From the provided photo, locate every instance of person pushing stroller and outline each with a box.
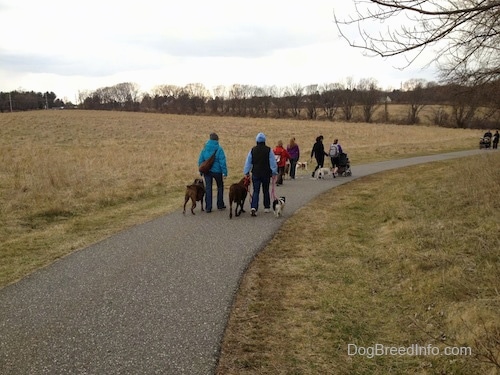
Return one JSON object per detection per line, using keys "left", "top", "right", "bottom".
{"left": 329, "top": 139, "right": 343, "bottom": 178}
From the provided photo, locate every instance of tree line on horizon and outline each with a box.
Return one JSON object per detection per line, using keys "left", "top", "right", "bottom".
{"left": 1, "top": 78, "right": 499, "bottom": 129}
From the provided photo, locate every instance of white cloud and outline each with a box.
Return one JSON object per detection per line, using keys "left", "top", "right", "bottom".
{"left": 0, "top": 0, "right": 437, "bottom": 101}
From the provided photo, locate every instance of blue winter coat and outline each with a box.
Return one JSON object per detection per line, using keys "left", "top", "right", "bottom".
{"left": 198, "top": 139, "right": 228, "bottom": 176}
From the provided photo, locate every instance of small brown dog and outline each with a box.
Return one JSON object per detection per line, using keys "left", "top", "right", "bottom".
{"left": 183, "top": 178, "right": 205, "bottom": 215}
{"left": 229, "top": 175, "right": 251, "bottom": 219}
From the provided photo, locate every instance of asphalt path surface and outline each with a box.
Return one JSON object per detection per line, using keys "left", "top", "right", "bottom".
{"left": 0, "top": 150, "right": 486, "bottom": 374}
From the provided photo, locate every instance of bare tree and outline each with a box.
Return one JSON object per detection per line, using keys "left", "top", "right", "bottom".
{"left": 150, "top": 84, "right": 182, "bottom": 113}
{"left": 228, "top": 84, "right": 248, "bottom": 116}
{"left": 113, "top": 82, "right": 140, "bottom": 110}
{"left": 304, "top": 84, "right": 320, "bottom": 120}
{"left": 253, "top": 86, "right": 273, "bottom": 117}
{"left": 338, "top": 77, "right": 356, "bottom": 121}
{"left": 77, "top": 90, "right": 91, "bottom": 107}
{"left": 285, "top": 84, "right": 304, "bottom": 118}
{"left": 183, "top": 83, "right": 209, "bottom": 113}
{"left": 403, "top": 78, "right": 427, "bottom": 124}
{"left": 320, "top": 83, "right": 341, "bottom": 121}
{"left": 334, "top": 0, "right": 500, "bottom": 84}
{"left": 357, "top": 78, "right": 381, "bottom": 123}
{"left": 273, "top": 86, "right": 288, "bottom": 118}
{"left": 212, "top": 85, "right": 228, "bottom": 114}
{"left": 151, "top": 84, "right": 182, "bottom": 98}
{"left": 183, "top": 83, "right": 210, "bottom": 99}
{"left": 450, "top": 84, "right": 481, "bottom": 128}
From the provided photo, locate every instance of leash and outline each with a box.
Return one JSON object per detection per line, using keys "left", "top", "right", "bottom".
{"left": 245, "top": 175, "right": 277, "bottom": 203}
{"left": 245, "top": 175, "right": 253, "bottom": 205}
{"left": 271, "top": 175, "right": 278, "bottom": 201}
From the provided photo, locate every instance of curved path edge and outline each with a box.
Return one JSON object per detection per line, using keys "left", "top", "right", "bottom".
{"left": 0, "top": 149, "right": 487, "bottom": 374}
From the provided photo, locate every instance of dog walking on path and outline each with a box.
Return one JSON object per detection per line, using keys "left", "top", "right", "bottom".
{"left": 229, "top": 175, "right": 251, "bottom": 219}
{"left": 183, "top": 178, "right": 205, "bottom": 215}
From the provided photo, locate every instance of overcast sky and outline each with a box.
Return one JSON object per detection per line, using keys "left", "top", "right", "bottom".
{"left": 0, "top": 0, "right": 437, "bottom": 101}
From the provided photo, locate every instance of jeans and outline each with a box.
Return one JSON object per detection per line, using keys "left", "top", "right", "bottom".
{"left": 289, "top": 158, "right": 298, "bottom": 179}
{"left": 203, "top": 172, "right": 225, "bottom": 211}
{"left": 251, "top": 174, "right": 271, "bottom": 211}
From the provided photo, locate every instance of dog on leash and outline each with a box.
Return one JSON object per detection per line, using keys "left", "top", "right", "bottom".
{"left": 229, "top": 175, "right": 251, "bottom": 219}
{"left": 296, "top": 161, "right": 308, "bottom": 170}
{"left": 183, "top": 178, "right": 205, "bottom": 215}
{"left": 272, "top": 196, "right": 286, "bottom": 218}
{"left": 314, "top": 167, "right": 332, "bottom": 179}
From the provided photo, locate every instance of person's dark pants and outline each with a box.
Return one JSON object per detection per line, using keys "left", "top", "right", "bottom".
{"left": 312, "top": 157, "right": 325, "bottom": 176}
{"left": 251, "top": 174, "right": 271, "bottom": 211}
{"left": 494, "top": 141, "right": 499, "bottom": 149}
{"left": 204, "top": 172, "right": 225, "bottom": 212}
{"left": 289, "top": 158, "right": 298, "bottom": 179}
{"left": 277, "top": 166, "right": 285, "bottom": 185}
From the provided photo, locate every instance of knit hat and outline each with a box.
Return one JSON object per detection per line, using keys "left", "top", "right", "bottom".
{"left": 210, "top": 133, "right": 219, "bottom": 141}
{"left": 256, "top": 132, "right": 266, "bottom": 143}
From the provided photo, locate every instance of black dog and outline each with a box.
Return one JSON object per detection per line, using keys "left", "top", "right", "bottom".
{"left": 183, "top": 178, "right": 205, "bottom": 215}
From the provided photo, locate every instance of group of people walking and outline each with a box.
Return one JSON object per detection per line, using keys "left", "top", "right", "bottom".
{"left": 310, "top": 135, "right": 344, "bottom": 177}
{"left": 197, "top": 132, "right": 343, "bottom": 215}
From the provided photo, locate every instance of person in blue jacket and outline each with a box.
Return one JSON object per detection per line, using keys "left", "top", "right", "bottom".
{"left": 244, "top": 132, "right": 278, "bottom": 216}
{"left": 198, "top": 133, "right": 228, "bottom": 213}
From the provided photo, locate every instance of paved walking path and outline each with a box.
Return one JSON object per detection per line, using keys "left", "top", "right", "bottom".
{"left": 0, "top": 150, "right": 486, "bottom": 374}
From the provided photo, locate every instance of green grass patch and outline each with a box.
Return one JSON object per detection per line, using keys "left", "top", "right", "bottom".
{"left": 218, "top": 152, "right": 500, "bottom": 374}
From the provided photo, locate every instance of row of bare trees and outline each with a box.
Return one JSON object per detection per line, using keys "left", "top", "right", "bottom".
{"left": 2, "top": 79, "right": 498, "bottom": 129}
{"left": 73, "top": 77, "right": 499, "bottom": 128}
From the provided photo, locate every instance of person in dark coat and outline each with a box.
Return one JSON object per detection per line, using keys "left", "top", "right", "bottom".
{"left": 493, "top": 130, "right": 499, "bottom": 149}
{"left": 310, "top": 135, "right": 328, "bottom": 177}
{"left": 243, "top": 132, "right": 278, "bottom": 216}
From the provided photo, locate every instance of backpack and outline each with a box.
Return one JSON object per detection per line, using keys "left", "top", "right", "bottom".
{"left": 329, "top": 144, "right": 339, "bottom": 158}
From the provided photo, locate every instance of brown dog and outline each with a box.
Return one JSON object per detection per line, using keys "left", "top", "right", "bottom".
{"left": 183, "top": 178, "right": 205, "bottom": 215}
{"left": 229, "top": 175, "right": 251, "bottom": 219}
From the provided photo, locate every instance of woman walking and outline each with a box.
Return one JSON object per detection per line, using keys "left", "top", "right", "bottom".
{"left": 198, "top": 133, "right": 228, "bottom": 213}
{"left": 310, "top": 135, "right": 328, "bottom": 178}
{"left": 287, "top": 137, "right": 300, "bottom": 179}
{"left": 273, "top": 140, "right": 291, "bottom": 185}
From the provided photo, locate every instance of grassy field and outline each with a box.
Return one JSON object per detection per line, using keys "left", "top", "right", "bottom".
{"left": 1, "top": 110, "right": 497, "bottom": 374}
{"left": 0, "top": 110, "right": 479, "bottom": 288}
{"left": 217, "top": 153, "right": 500, "bottom": 374}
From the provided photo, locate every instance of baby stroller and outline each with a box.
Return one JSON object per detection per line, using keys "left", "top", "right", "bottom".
{"left": 337, "top": 152, "right": 352, "bottom": 176}
{"left": 479, "top": 136, "right": 491, "bottom": 149}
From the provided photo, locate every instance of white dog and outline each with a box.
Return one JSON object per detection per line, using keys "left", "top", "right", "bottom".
{"left": 296, "top": 161, "right": 308, "bottom": 171}
{"left": 314, "top": 167, "right": 332, "bottom": 179}
{"left": 272, "top": 196, "right": 286, "bottom": 218}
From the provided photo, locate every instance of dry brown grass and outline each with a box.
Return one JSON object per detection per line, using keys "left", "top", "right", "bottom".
{"left": 0, "top": 110, "right": 479, "bottom": 288}
{"left": 217, "top": 152, "right": 500, "bottom": 374}
{"left": 1, "top": 110, "right": 497, "bottom": 373}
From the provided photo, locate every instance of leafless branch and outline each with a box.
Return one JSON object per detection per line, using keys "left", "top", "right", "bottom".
{"left": 334, "top": 0, "right": 500, "bottom": 84}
